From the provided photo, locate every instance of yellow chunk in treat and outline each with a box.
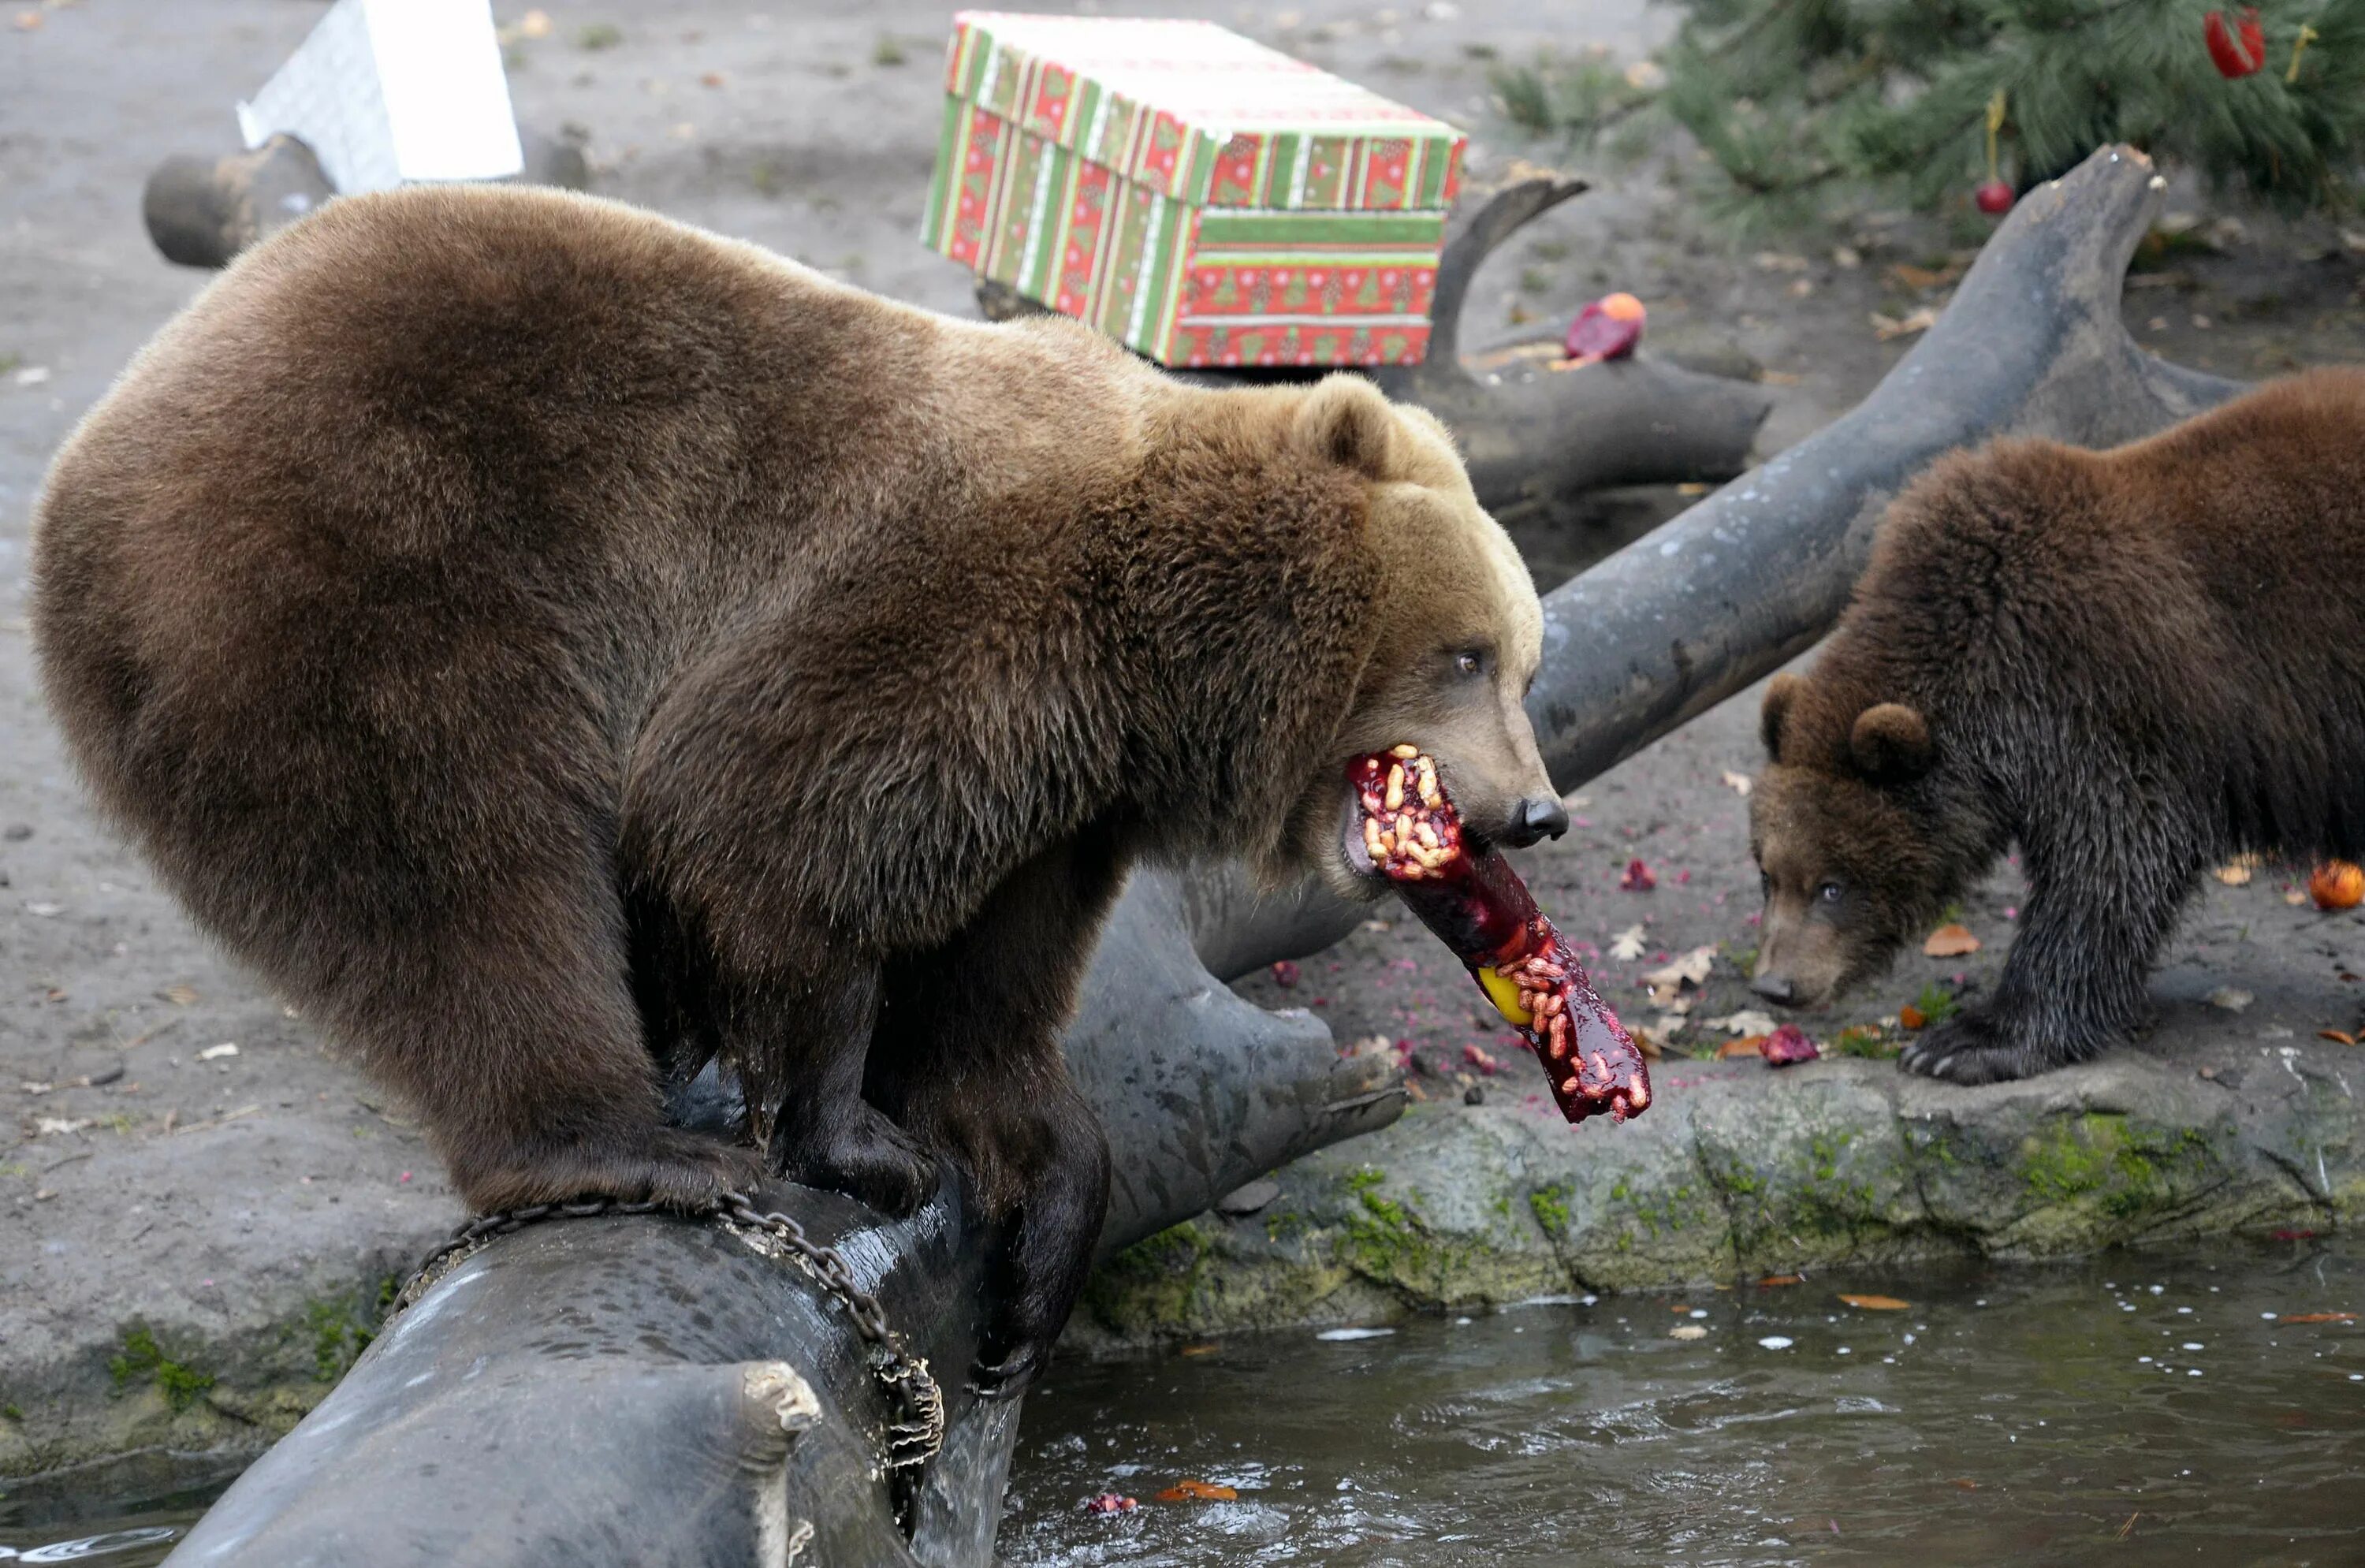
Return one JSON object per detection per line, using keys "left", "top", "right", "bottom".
{"left": 1477, "top": 964, "right": 1534, "bottom": 1026}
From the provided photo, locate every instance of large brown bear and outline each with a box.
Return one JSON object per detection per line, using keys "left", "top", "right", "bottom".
{"left": 32, "top": 184, "right": 1562, "bottom": 1384}
{"left": 1747, "top": 369, "right": 2365, "bottom": 1086}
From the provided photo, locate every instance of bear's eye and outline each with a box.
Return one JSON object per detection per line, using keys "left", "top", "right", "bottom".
{"left": 1454, "top": 650, "right": 1485, "bottom": 678}
{"left": 1817, "top": 880, "right": 1845, "bottom": 904}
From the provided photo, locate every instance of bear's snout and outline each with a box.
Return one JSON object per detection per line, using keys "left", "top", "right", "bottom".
{"left": 1498, "top": 795, "right": 1569, "bottom": 849}
{"left": 1749, "top": 969, "right": 1800, "bottom": 1006}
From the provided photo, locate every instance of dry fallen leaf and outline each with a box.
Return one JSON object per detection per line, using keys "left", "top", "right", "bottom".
{"left": 1179, "top": 1343, "right": 1221, "bottom": 1356}
{"left": 34, "top": 1117, "right": 91, "bottom": 1137}
{"left": 1869, "top": 307, "right": 1939, "bottom": 341}
{"left": 1758, "top": 1274, "right": 1803, "bottom": 1287}
{"left": 1718, "top": 1035, "right": 1767, "bottom": 1060}
{"left": 162, "top": 984, "right": 199, "bottom": 1006}
{"left": 2214, "top": 855, "right": 2260, "bottom": 886}
{"left": 1706, "top": 1008, "right": 1778, "bottom": 1037}
{"left": 1609, "top": 924, "right": 1648, "bottom": 962}
{"left": 1643, "top": 945, "right": 1718, "bottom": 1008}
{"left": 519, "top": 7, "right": 553, "bottom": 37}
{"left": 2277, "top": 1313, "right": 2356, "bottom": 1324}
{"left": 2209, "top": 987, "right": 2255, "bottom": 1013}
{"left": 1156, "top": 1480, "right": 1238, "bottom": 1502}
{"left": 1890, "top": 261, "right": 1963, "bottom": 290}
{"left": 1898, "top": 1004, "right": 1928, "bottom": 1030}
{"left": 197, "top": 1042, "right": 239, "bottom": 1061}
{"left": 1721, "top": 770, "right": 1752, "bottom": 796}
{"left": 1648, "top": 1012, "right": 1689, "bottom": 1040}
{"left": 2320, "top": 1030, "right": 2358, "bottom": 1046}
{"left": 1921, "top": 924, "right": 1981, "bottom": 958}
{"left": 1838, "top": 1293, "right": 1911, "bottom": 1311}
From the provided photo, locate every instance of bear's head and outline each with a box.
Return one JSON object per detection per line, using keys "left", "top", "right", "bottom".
{"left": 1745, "top": 671, "right": 1955, "bottom": 1007}
{"left": 1280, "top": 378, "right": 1565, "bottom": 900}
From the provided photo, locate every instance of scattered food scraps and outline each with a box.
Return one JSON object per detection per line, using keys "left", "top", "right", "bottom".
{"left": 2277, "top": 1313, "right": 2356, "bottom": 1324}
{"left": 34, "top": 1117, "right": 92, "bottom": 1136}
{"left": 1705, "top": 1008, "right": 1778, "bottom": 1037}
{"left": 2320, "top": 1030, "right": 2357, "bottom": 1045}
{"left": 1761, "top": 1024, "right": 1819, "bottom": 1066}
{"left": 197, "top": 1042, "right": 239, "bottom": 1061}
{"left": 1618, "top": 857, "right": 1657, "bottom": 892}
{"left": 1156, "top": 1480, "right": 1238, "bottom": 1502}
{"left": 1838, "top": 1293, "right": 1911, "bottom": 1310}
{"left": 2209, "top": 986, "right": 2255, "bottom": 1012}
{"left": 2214, "top": 855, "right": 2260, "bottom": 886}
{"left": 1609, "top": 924, "right": 1648, "bottom": 961}
{"left": 1462, "top": 1043, "right": 1500, "bottom": 1075}
{"left": 2310, "top": 860, "right": 2365, "bottom": 911}
{"left": 1921, "top": 923, "right": 1980, "bottom": 958}
{"left": 1718, "top": 1036, "right": 1767, "bottom": 1060}
{"left": 1721, "top": 770, "right": 1752, "bottom": 796}
{"left": 162, "top": 984, "right": 199, "bottom": 1006}
{"left": 1670, "top": 1324, "right": 1708, "bottom": 1340}
{"left": 1756, "top": 1335, "right": 1794, "bottom": 1350}
{"left": 1270, "top": 959, "right": 1300, "bottom": 988}
{"left": 1082, "top": 1494, "right": 1138, "bottom": 1515}
{"left": 1560, "top": 292, "right": 1645, "bottom": 366}
{"left": 1899, "top": 1004, "right": 1928, "bottom": 1030}
{"left": 1869, "top": 307, "right": 1939, "bottom": 340}
{"left": 1759, "top": 1274, "right": 1803, "bottom": 1287}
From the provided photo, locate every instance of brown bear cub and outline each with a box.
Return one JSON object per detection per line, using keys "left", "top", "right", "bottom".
{"left": 1748, "top": 368, "right": 2365, "bottom": 1086}
{"left": 32, "top": 184, "right": 1562, "bottom": 1385}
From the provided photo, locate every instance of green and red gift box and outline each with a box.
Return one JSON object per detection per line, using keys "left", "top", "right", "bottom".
{"left": 921, "top": 12, "right": 1467, "bottom": 368}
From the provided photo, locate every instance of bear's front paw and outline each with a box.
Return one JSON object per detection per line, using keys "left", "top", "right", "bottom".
{"left": 770, "top": 1101, "right": 940, "bottom": 1219}
{"left": 1898, "top": 1009, "right": 2061, "bottom": 1085}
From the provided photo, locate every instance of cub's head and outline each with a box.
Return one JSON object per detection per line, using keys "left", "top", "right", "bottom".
{"left": 1283, "top": 378, "right": 1563, "bottom": 901}
{"left": 1747, "top": 671, "right": 1950, "bottom": 1007}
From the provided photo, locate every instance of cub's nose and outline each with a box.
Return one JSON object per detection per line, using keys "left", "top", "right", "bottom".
{"left": 1750, "top": 971, "right": 1797, "bottom": 1005}
{"left": 1500, "top": 795, "right": 1570, "bottom": 848}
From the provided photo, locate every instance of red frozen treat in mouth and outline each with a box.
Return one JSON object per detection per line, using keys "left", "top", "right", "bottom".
{"left": 1347, "top": 746, "right": 1651, "bottom": 1125}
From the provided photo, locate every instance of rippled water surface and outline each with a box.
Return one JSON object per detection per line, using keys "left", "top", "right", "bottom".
{"left": 1001, "top": 1241, "right": 2365, "bottom": 1566}
{"left": 13, "top": 1244, "right": 2363, "bottom": 1565}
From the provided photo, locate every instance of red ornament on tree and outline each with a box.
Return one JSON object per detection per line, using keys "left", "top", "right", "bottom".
{"left": 1975, "top": 180, "right": 2015, "bottom": 214}
{"left": 2204, "top": 8, "right": 2266, "bottom": 78}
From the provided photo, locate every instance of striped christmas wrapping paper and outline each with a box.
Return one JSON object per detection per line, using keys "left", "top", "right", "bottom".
{"left": 919, "top": 13, "right": 1463, "bottom": 368}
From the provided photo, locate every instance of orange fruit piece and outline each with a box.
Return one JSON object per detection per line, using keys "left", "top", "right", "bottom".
{"left": 1838, "top": 1293, "right": 1910, "bottom": 1310}
{"left": 2310, "top": 861, "right": 2365, "bottom": 911}
{"left": 1156, "top": 1480, "right": 1239, "bottom": 1502}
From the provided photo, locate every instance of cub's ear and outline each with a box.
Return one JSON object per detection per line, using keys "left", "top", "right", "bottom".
{"left": 1760, "top": 672, "right": 1802, "bottom": 759}
{"left": 1850, "top": 702, "right": 1932, "bottom": 783}
{"left": 1294, "top": 374, "right": 1397, "bottom": 482}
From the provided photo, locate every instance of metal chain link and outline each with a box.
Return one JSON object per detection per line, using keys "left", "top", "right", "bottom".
{"left": 389, "top": 1188, "right": 945, "bottom": 1472}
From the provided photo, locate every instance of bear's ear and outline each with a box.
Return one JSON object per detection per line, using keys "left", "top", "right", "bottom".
{"left": 1760, "top": 672, "right": 1802, "bottom": 760}
{"left": 1294, "top": 374, "right": 1397, "bottom": 482}
{"left": 1850, "top": 702, "right": 1932, "bottom": 783}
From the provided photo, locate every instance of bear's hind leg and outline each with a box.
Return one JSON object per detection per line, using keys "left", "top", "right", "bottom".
{"left": 868, "top": 837, "right": 1122, "bottom": 1395}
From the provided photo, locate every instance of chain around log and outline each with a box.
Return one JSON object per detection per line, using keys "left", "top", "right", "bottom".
{"left": 388, "top": 1189, "right": 947, "bottom": 1474}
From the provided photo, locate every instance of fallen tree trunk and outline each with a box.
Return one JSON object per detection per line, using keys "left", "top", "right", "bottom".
{"left": 1208, "top": 143, "right": 2250, "bottom": 975}
{"left": 169, "top": 144, "right": 2240, "bottom": 1567}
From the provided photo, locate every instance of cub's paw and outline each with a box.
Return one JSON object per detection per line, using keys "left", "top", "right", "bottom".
{"left": 1898, "top": 1010, "right": 2058, "bottom": 1085}
{"left": 771, "top": 1101, "right": 940, "bottom": 1220}
{"left": 456, "top": 1127, "right": 765, "bottom": 1215}
{"left": 970, "top": 1302, "right": 1057, "bottom": 1400}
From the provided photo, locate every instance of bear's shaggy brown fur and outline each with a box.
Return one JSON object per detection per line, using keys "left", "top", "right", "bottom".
{"left": 1748, "top": 368, "right": 2365, "bottom": 1086}
{"left": 32, "top": 184, "right": 1559, "bottom": 1380}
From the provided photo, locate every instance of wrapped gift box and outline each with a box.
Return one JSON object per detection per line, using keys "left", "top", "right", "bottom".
{"left": 921, "top": 13, "right": 1466, "bottom": 367}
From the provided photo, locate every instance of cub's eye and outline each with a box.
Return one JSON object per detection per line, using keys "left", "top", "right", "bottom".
{"left": 1817, "top": 881, "right": 1845, "bottom": 904}
{"left": 1454, "top": 650, "right": 1485, "bottom": 678}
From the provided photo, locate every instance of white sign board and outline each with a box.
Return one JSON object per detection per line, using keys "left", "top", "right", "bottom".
{"left": 236, "top": 0, "right": 523, "bottom": 194}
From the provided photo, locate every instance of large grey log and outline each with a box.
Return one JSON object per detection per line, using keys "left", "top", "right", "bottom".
{"left": 168, "top": 870, "right": 1398, "bottom": 1568}
{"left": 1201, "top": 143, "right": 2250, "bottom": 978}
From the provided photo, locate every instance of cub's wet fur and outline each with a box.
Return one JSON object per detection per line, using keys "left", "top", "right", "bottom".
{"left": 1748, "top": 369, "right": 2365, "bottom": 1084}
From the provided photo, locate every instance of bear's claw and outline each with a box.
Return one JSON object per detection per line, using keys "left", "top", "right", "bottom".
{"left": 1898, "top": 1011, "right": 2055, "bottom": 1085}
